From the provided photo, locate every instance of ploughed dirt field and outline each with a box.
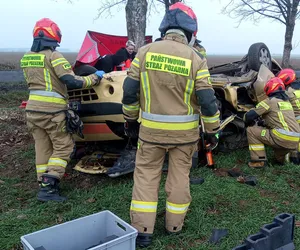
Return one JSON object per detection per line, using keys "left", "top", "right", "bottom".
{"left": 0, "top": 52, "right": 78, "bottom": 71}
{"left": 1, "top": 52, "right": 300, "bottom": 250}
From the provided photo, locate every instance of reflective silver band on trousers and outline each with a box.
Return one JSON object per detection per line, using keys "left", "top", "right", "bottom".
{"left": 275, "top": 128, "right": 300, "bottom": 137}
{"left": 141, "top": 111, "right": 199, "bottom": 122}
{"left": 30, "top": 90, "right": 65, "bottom": 99}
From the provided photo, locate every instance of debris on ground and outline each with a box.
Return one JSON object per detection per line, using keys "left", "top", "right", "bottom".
{"left": 227, "top": 167, "right": 243, "bottom": 177}
{"left": 237, "top": 176, "right": 258, "bottom": 186}
{"left": 189, "top": 177, "right": 205, "bottom": 185}
{"left": 17, "top": 214, "right": 27, "bottom": 220}
{"left": 213, "top": 167, "right": 243, "bottom": 178}
{"left": 213, "top": 168, "right": 229, "bottom": 177}
{"left": 212, "top": 167, "right": 258, "bottom": 186}
{"left": 74, "top": 151, "right": 119, "bottom": 174}
{"left": 209, "top": 229, "right": 228, "bottom": 244}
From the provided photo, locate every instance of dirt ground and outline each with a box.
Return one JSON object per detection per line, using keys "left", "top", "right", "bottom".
{"left": 1, "top": 52, "right": 300, "bottom": 70}
{"left": 0, "top": 83, "right": 102, "bottom": 193}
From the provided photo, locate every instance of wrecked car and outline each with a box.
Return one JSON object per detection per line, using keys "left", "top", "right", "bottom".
{"left": 20, "top": 31, "right": 282, "bottom": 177}
{"left": 71, "top": 39, "right": 281, "bottom": 153}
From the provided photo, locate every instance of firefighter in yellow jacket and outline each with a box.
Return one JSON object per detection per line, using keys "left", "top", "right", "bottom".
{"left": 122, "top": 3, "right": 220, "bottom": 247}
{"left": 278, "top": 68, "right": 300, "bottom": 164}
{"left": 244, "top": 77, "right": 300, "bottom": 168}
{"left": 193, "top": 38, "right": 207, "bottom": 58}
{"left": 21, "top": 18, "right": 105, "bottom": 202}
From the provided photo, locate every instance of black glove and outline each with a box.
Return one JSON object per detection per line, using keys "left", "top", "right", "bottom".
{"left": 65, "top": 109, "right": 84, "bottom": 139}
{"left": 205, "top": 132, "right": 219, "bottom": 150}
{"left": 244, "top": 110, "right": 259, "bottom": 127}
{"left": 245, "top": 119, "right": 256, "bottom": 128}
{"left": 256, "top": 117, "right": 265, "bottom": 127}
{"left": 124, "top": 119, "right": 140, "bottom": 139}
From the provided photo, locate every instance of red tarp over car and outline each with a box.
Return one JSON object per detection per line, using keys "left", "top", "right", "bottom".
{"left": 75, "top": 31, "right": 153, "bottom": 66}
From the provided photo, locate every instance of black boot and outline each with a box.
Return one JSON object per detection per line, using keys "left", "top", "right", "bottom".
{"left": 37, "top": 175, "right": 67, "bottom": 202}
{"left": 290, "top": 155, "right": 300, "bottom": 165}
{"left": 136, "top": 233, "right": 152, "bottom": 248}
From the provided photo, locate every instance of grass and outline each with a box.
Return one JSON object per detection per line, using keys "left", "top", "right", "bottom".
{"left": 0, "top": 82, "right": 299, "bottom": 250}
{"left": 1, "top": 149, "right": 300, "bottom": 250}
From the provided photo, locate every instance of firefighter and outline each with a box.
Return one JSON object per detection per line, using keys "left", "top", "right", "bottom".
{"left": 122, "top": 2, "right": 220, "bottom": 247}
{"left": 193, "top": 39, "right": 207, "bottom": 58}
{"left": 278, "top": 68, "right": 300, "bottom": 164}
{"left": 21, "top": 18, "right": 105, "bottom": 202}
{"left": 244, "top": 77, "right": 300, "bottom": 168}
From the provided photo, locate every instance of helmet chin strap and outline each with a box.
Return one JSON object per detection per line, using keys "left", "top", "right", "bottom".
{"left": 188, "top": 34, "right": 196, "bottom": 47}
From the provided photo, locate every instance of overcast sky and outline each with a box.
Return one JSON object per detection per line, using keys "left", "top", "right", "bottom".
{"left": 1, "top": 0, "right": 300, "bottom": 55}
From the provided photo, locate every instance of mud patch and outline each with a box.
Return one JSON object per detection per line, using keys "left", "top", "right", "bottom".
{"left": 64, "top": 167, "right": 107, "bottom": 190}
{"left": 239, "top": 200, "right": 249, "bottom": 209}
{"left": 0, "top": 109, "right": 33, "bottom": 178}
{"left": 259, "top": 189, "right": 278, "bottom": 200}
{"left": 286, "top": 179, "right": 300, "bottom": 190}
{"left": 213, "top": 168, "right": 229, "bottom": 177}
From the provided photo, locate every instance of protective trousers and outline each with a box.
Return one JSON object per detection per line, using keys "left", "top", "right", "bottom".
{"left": 247, "top": 126, "right": 299, "bottom": 163}
{"left": 26, "top": 111, "right": 74, "bottom": 181}
{"left": 290, "top": 117, "right": 300, "bottom": 161}
{"left": 130, "top": 140, "right": 197, "bottom": 234}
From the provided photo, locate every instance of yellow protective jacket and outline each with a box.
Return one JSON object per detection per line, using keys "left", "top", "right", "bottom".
{"left": 193, "top": 43, "right": 206, "bottom": 58}
{"left": 122, "top": 32, "right": 220, "bottom": 145}
{"left": 286, "top": 83, "right": 300, "bottom": 123}
{"left": 21, "top": 49, "right": 99, "bottom": 113}
{"left": 246, "top": 97, "right": 300, "bottom": 148}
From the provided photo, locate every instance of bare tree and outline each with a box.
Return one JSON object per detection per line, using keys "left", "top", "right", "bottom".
{"left": 93, "top": 0, "right": 184, "bottom": 48}
{"left": 223, "top": 0, "right": 300, "bottom": 68}
{"left": 126, "top": 0, "right": 148, "bottom": 49}
{"left": 63, "top": 0, "right": 184, "bottom": 48}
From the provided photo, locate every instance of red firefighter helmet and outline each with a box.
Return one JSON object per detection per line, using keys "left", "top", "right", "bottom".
{"left": 264, "top": 77, "right": 285, "bottom": 96}
{"left": 33, "top": 18, "right": 62, "bottom": 43}
{"left": 159, "top": 2, "right": 198, "bottom": 37}
{"left": 169, "top": 2, "right": 198, "bottom": 36}
{"left": 277, "top": 68, "right": 296, "bottom": 86}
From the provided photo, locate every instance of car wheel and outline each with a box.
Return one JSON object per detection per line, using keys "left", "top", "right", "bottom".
{"left": 74, "top": 65, "right": 97, "bottom": 76}
{"left": 247, "top": 43, "right": 272, "bottom": 71}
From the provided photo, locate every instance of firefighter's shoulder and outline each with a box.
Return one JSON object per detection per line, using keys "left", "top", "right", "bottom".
{"left": 50, "top": 50, "right": 66, "bottom": 60}
{"left": 190, "top": 46, "right": 205, "bottom": 60}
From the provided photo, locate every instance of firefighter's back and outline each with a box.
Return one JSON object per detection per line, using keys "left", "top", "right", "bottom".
{"left": 263, "top": 97, "right": 300, "bottom": 133}
{"left": 21, "top": 49, "right": 69, "bottom": 113}
{"left": 137, "top": 38, "right": 204, "bottom": 145}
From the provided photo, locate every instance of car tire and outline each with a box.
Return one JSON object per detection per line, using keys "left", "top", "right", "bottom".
{"left": 74, "top": 65, "right": 97, "bottom": 76}
{"left": 247, "top": 43, "right": 272, "bottom": 71}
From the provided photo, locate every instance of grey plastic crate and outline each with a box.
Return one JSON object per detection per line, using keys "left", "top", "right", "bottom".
{"left": 21, "top": 210, "right": 138, "bottom": 250}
